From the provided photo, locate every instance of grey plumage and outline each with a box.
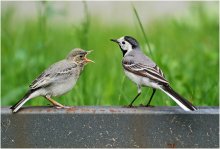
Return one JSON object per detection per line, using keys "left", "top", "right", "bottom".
{"left": 29, "top": 60, "right": 81, "bottom": 96}
{"left": 123, "top": 49, "right": 168, "bottom": 84}
{"left": 111, "top": 36, "right": 197, "bottom": 111}
{"left": 11, "top": 48, "right": 93, "bottom": 113}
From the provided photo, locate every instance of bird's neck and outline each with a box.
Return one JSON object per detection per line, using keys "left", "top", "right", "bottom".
{"left": 123, "top": 47, "right": 140, "bottom": 57}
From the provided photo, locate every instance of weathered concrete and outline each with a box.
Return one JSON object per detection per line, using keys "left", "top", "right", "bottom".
{"left": 1, "top": 106, "right": 219, "bottom": 148}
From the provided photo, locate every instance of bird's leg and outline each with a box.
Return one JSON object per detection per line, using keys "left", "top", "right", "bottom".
{"left": 45, "top": 96, "right": 65, "bottom": 108}
{"left": 128, "top": 85, "right": 141, "bottom": 107}
{"left": 145, "top": 88, "right": 156, "bottom": 107}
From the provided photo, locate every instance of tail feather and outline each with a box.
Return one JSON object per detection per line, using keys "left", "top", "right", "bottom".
{"left": 11, "top": 90, "right": 34, "bottom": 113}
{"left": 161, "top": 85, "right": 197, "bottom": 111}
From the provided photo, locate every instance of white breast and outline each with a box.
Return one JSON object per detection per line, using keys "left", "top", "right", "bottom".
{"left": 124, "top": 69, "right": 161, "bottom": 89}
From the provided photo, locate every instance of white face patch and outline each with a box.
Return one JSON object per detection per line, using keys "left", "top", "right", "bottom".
{"left": 117, "top": 37, "right": 133, "bottom": 55}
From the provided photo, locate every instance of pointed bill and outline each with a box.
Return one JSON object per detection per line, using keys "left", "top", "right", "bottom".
{"left": 84, "top": 50, "right": 94, "bottom": 63}
{"left": 110, "top": 39, "right": 119, "bottom": 43}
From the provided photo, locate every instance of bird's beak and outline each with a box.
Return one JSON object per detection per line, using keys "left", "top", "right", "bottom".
{"left": 84, "top": 57, "right": 94, "bottom": 63}
{"left": 86, "top": 50, "right": 93, "bottom": 54}
{"left": 84, "top": 50, "right": 95, "bottom": 63}
{"left": 110, "top": 39, "right": 119, "bottom": 43}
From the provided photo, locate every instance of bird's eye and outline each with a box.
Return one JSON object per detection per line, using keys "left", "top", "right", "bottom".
{"left": 122, "top": 41, "right": 125, "bottom": 44}
{"left": 80, "top": 55, "right": 83, "bottom": 58}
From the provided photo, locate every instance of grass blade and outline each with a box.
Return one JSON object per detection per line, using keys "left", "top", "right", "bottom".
{"left": 132, "top": 4, "right": 152, "bottom": 56}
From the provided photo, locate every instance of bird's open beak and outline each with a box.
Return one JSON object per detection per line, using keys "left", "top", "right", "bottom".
{"left": 86, "top": 50, "right": 93, "bottom": 54}
{"left": 110, "top": 39, "right": 119, "bottom": 43}
{"left": 84, "top": 50, "right": 95, "bottom": 63}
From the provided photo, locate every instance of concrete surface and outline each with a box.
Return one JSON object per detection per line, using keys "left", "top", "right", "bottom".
{"left": 1, "top": 106, "right": 219, "bottom": 148}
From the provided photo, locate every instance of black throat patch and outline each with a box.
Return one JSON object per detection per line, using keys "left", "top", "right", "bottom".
{"left": 119, "top": 45, "right": 127, "bottom": 56}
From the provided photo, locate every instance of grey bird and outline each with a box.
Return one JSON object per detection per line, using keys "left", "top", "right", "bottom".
{"left": 111, "top": 36, "right": 197, "bottom": 111}
{"left": 11, "top": 48, "right": 94, "bottom": 113}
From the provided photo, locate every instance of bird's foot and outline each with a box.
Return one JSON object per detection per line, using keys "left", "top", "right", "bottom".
{"left": 139, "top": 104, "right": 154, "bottom": 108}
{"left": 54, "top": 105, "right": 70, "bottom": 109}
{"left": 54, "top": 106, "right": 64, "bottom": 109}
{"left": 123, "top": 104, "right": 135, "bottom": 108}
{"left": 63, "top": 106, "right": 71, "bottom": 109}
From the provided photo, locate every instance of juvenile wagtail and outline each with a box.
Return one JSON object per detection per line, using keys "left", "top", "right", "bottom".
{"left": 11, "top": 48, "right": 94, "bottom": 113}
{"left": 111, "top": 36, "right": 197, "bottom": 111}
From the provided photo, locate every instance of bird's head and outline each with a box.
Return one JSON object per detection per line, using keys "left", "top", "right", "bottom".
{"left": 66, "top": 48, "right": 94, "bottom": 65}
{"left": 111, "top": 36, "right": 139, "bottom": 56}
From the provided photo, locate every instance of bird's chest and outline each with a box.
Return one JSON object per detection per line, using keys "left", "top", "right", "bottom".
{"left": 50, "top": 70, "right": 80, "bottom": 96}
{"left": 124, "top": 69, "right": 160, "bottom": 89}
{"left": 124, "top": 69, "right": 143, "bottom": 85}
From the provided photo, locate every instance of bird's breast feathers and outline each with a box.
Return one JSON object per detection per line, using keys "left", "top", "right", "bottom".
{"left": 124, "top": 69, "right": 161, "bottom": 89}
{"left": 48, "top": 76, "right": 78, "bottom": 96}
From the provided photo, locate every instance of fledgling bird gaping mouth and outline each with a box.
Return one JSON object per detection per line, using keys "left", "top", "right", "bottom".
{"left": 84, "top": 50, "right": 95, "bottom": 63}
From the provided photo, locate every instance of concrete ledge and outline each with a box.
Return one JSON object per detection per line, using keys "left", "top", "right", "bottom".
{"left": 1, "top": 106, "right": 219, "bottom": 148}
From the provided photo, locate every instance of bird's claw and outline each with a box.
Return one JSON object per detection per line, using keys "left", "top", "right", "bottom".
{"left": 63, "top": 106, "right": 71, "bottom": 109}
{"left": 54, "top": 106, "right": 70, "bottom": 109}
{"left": 139, "top": 104, "right": 154, "bottom": 108}
{"left": 54, "top": 106, "right": 63, "bottom": 109}
{"left": 123, "top": 104, "right": 135, "bottom": 108}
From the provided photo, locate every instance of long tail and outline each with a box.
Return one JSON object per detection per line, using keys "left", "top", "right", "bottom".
{"left": 10, "top": 90, "right": 34, "bottom": 113}
{"left": 161, "top": 85, "right": 197, "bottom": 111}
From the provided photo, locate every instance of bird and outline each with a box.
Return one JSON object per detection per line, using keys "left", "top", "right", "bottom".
{"left": 111, "top": 36, "right": 197, "bottom": 111}
{"left": 11, "top": 48, "right": 94, "bottom": 113}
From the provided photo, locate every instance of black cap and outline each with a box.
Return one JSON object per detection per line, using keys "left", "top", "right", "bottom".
{"left": 124, "top": 36, "right": 139, "bottom": 49}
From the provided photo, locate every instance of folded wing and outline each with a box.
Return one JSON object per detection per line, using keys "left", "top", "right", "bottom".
{"left": 30, "top": 60, "right": 77, "bottom": 89}
{"left": 123, "top": 59, "right": 168, "bottom": 85}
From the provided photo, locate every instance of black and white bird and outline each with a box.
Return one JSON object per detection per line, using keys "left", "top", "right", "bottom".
{"left": 11, "top": 48, "right": 94, "bottom": 113}
{"left": 111, "top": 36, "right": 197, "bottom": 111}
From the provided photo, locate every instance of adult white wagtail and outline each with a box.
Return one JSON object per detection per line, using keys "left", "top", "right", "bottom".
{"left": 111, "top": 36, "right": 197, "bottom": 111}
{"left": 11, "top": 48, "right": 94, "bottom": 113}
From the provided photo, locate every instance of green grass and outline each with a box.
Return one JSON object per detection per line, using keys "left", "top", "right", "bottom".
{"left": 1, "top": 2, "right": 219, "bottom": 107}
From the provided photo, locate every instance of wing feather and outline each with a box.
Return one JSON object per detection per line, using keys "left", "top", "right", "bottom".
{"left": 30, "top": 60, "right": 77, "bottom": 89}
{"left": 123, "top": 60, "right": 168, "bottom": 84}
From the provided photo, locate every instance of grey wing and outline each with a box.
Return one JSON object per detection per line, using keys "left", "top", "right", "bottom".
{"left": 30, "top": 60, "right": 77, "bottom": 89}
{"left": 123, "top": 56, "right": 168, "bottom": 84}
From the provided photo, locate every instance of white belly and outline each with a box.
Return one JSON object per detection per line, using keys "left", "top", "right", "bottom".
{"left": 47, "top": 76, "right": 78, "bottom": 97}
{"left": 124, "top": 70, "right": 160, "bottom": 89}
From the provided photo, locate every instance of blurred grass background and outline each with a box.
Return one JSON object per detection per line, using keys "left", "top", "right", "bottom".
{"left": 1, "top": 1, "right": 219, "bottom": 107}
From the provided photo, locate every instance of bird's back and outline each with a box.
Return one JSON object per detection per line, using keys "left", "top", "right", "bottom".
{"left": 124, "top": 49, "right": 156, "bottom": 67}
